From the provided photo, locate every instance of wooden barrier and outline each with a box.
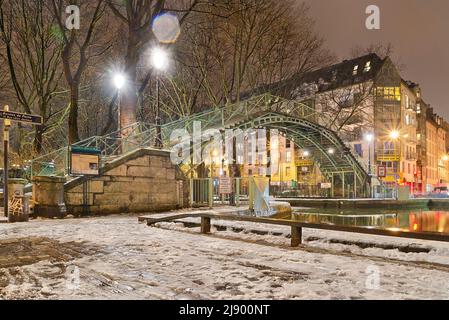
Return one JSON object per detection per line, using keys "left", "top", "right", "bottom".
{"left": 139, "top": 212, "right": 449, "bottom": 247}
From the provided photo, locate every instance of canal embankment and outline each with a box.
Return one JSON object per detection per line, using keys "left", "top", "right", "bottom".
{"left": 277, "top": 198, "right": 449, "bottom": 210}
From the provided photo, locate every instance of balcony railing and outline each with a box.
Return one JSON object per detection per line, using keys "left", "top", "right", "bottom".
{"left": 376, "top": 151, "right": 400, "bottom": 162}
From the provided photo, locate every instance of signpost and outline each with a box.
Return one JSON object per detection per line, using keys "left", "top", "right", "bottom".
{"left": 378, "top": 165, "right": 387, "bottom": 178}
{"left": 219, "top": 177, "right": 232, "bottom": 195}
{"left": 69, "top": 146, "right": 101, "bottom": 176}
{"left": 1, "top": 106, "right": 43, "bottom": 222}
{"left": 69, "top": 146, "right": 101, "bottom": 217}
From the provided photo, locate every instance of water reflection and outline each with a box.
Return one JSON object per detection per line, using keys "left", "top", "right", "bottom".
{"left": 290, "top": 209, "right": 449, "bottom": 234}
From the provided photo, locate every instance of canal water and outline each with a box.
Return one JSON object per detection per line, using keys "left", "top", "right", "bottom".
{"left": 290, "top": 208, "right": 449, "bottom": 234}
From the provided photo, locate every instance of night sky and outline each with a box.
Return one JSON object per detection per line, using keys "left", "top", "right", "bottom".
{"left": 301, "top": 0, "right": 449, "bottom": 119}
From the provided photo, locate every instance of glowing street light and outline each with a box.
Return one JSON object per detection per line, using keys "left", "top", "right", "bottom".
{"left": 303, "top": 150, "right": 310, "bottom": 157}
{"left": 113, "top": 73, "right": 126, "bottom": 90}
{"left": 390, "top": 130, "right": 400, "bottom": 140}
{"left": 364, "top": 133, "right": 374, "bottom": 142}
{"left": 364, "top": 133, "right": 374, "bottom": 177}
{"left": 443, "top": 155, "right": 449, "bottom": 162}
{"left": 151, "top": 47, "right": 170, "bottom": 148}
{"left": 328, "top": 148, "right": 335, "bottom": 155}
{"left": 112, "top": 73, "right": 127, "bottom": 136}
{"left": 151, "top": 47, "right": 169, "bottom": 71}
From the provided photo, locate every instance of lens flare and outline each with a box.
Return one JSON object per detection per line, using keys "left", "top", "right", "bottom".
{"left": 152, "top": 13, "right": 181, "bottom": 44}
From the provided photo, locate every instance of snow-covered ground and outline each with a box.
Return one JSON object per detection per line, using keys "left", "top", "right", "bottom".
{"left": 1, "top": 209, "right": 449, "bottom": 300}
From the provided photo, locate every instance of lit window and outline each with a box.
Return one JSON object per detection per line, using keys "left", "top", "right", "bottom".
{"left": 353, "top": 65, "right": 359, "bottom": 75}
{"left": 332, "top": 70, "right": 338, "bottom": 82}
{"left": 286, "top": 151, "right": 292, "bottom": 163}
{"left": 375, "top": 87, "right": 401, "bottom": 101}
{"left": 364, "top": 61, "right": 371, "bottom": 72}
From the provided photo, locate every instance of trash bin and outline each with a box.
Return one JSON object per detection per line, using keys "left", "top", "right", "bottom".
{"left": 7, "top": 178, "right": 29, "bottom": 222}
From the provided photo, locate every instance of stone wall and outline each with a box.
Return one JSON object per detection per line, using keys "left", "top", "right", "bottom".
{"left": 64, "top": 148, "right": 187, "bottom": 216}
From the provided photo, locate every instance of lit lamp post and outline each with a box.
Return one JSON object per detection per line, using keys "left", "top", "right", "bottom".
{"left": 364, "top": 133, "right": 374, "bottom": 198}
{"left": 151, "top": 47, "right": 169, "bottom": 148}
{"left": 364, "top": 133, "right": 374, "bottom": 175}
{"left": 113, "top": 73, "right": 126, "bottom": 132}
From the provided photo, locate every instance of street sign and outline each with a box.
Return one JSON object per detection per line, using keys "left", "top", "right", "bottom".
{"left": 219, "top": 177, "right": 232, "bottom": 194}
{"left": 378, "top": 165, "right": 387, "bottom": 178}
{"left": 1, "top": 105, "right": 42, "bottom": 222}
{"left": 0, "top": 110, "right": 43, "bottom": 125}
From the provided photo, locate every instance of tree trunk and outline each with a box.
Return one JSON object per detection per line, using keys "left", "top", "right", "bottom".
{"left": 33, "top": 126, "right": 43, "bottom": 154}
{"left": 68, "top": 82, "right": 80, "bottom": 145}
{"left": 120, "top": 35, "right": 139, "bottom": 137}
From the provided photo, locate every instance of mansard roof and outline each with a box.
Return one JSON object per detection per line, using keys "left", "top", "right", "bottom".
{"left": 242, "top": 53, "right": 386, "bottom": 100}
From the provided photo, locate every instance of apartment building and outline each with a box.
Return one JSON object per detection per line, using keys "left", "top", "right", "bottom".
{"left": 239, "top": 53, "right": 446, "bottom": 195}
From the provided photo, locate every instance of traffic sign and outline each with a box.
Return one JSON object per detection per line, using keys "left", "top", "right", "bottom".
{"left": 0, "top": 110, "right": 43, "bottom": 125}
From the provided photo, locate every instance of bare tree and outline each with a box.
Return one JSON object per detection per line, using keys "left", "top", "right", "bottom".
{"left": 169, "top": 0, "right": 332, "bottom": 113}
{"left": 0, "top": 0, "right": 64, "bottom": 154}
{"left": 106, "top": 0, "right": 200, "bottom": 136}
{"left": 316, "top": 81, "right": 375, "bottom": 140}
{"left": 50, "top": 0, "right": 109, "bottom": 144}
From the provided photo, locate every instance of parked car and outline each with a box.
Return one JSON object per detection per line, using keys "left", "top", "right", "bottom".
{"left": 431, "top": 186, "right": 449, "bottom": 198}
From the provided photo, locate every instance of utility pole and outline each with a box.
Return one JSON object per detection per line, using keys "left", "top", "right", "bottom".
{"left": 3, "top": 105, "right": 10, "bottom": 219}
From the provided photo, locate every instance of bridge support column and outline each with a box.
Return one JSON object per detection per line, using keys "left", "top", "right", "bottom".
{"left": 235, "top": 178, "right": 240, "bottom": 207}
{"left": 291, "top": 226, "right": 302, "bottom": 247}
{"left": 201, "top": 217, "right": 211, "bottom": 234}
{"left": 331, "top": 174, "right": 335, "bottom": 198}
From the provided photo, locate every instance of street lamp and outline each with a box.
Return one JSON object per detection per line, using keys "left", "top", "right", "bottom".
{"left": 364, "top": 133, "right": 374, "bottom": 175}
{"left": 389, "top": 130, "right": 400, "bottom": 140}
{"left": 151, "top": 47, "right": 169, "bottom": 148}
{"left": 113, "top": 73, "right": 126, "bottom": 90}
{"left": 113, "top": 73, "right": 126, "bottom": 133}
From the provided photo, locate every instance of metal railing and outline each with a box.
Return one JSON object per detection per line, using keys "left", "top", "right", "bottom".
{"left": 30, "top": 122, "right": 154, "bottom": 178}
{"left": 189, "top": 177, "right": 251, "bottom": 208}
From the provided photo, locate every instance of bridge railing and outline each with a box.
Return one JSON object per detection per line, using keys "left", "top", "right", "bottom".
{"left": 189, "top": 177, "right": 251, "bottom": 208}
{"left": 30, "top": 122, "right": 154, "bottom": 178}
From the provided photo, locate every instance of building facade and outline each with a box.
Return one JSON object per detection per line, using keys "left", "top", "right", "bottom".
{"left": 263, "top": 53, "right": 448, "bottom": 195}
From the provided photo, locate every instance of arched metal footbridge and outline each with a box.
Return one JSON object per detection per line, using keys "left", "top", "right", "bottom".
{"left": 30, "top": 93, "right": 372, "bottom": 197}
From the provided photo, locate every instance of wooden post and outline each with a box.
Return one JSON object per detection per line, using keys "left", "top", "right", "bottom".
{"left": 235, "top": 178, "right": 240, "bottom": 207}
{"left": 3, "top": 105, "right": 10, "bottom": 219}
{"left": 208, "top": 178, "right": 213, "bottom": 208}
{"left": 249, "top": 177, "right": 254, "bottom": 211}
{"left": 201, "top": 217, "right": 211, "bottom": 234}
{"left": 189, "top": 179, "right": 194, "bottom": 207}
{"left": 291, "top": 226, "right": 302, "bottom": 247}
